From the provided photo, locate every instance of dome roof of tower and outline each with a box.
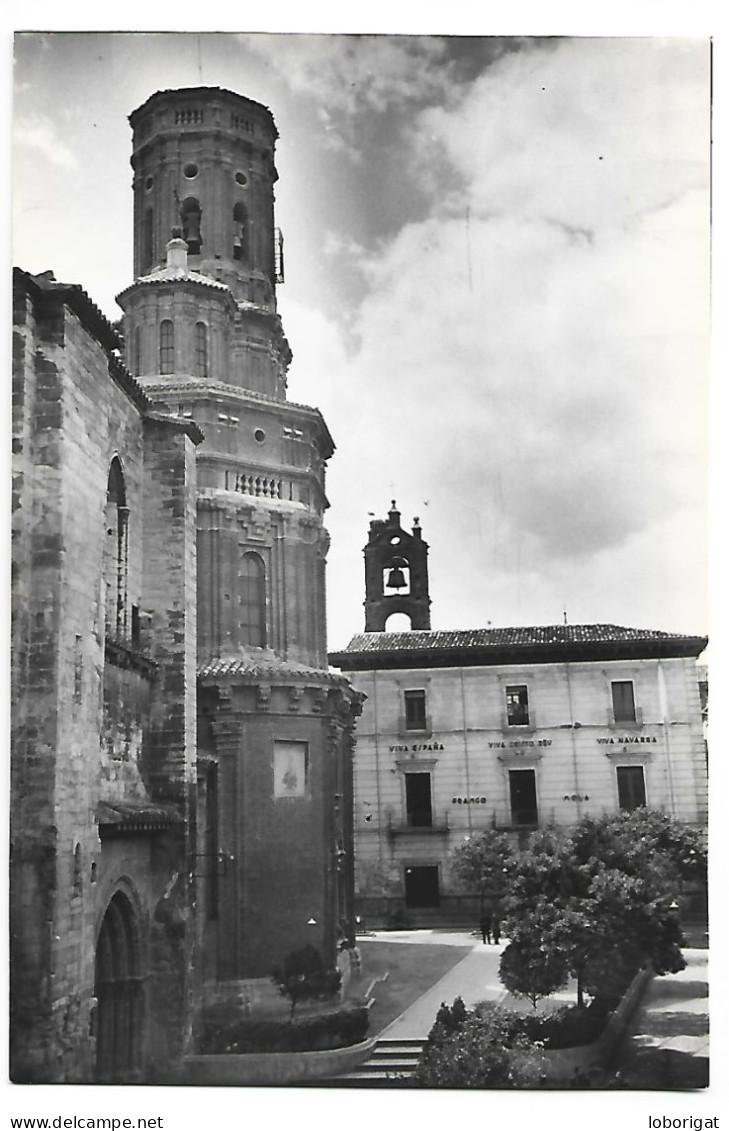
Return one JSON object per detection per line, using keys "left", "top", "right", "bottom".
{"left": 116, "top": 264, "right": 231, "bottom": 303}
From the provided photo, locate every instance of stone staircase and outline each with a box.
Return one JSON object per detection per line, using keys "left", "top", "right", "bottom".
{"left": 321, "top": 1038, "right": 426, "bottom": 1086}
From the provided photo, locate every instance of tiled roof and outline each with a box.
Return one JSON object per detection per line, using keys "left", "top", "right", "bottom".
{"left": 97, "top": 799, "right": 182, "bottom": 832}
{"left": 338, "top": 625, "right": 702, "bottom": 650}
{"left": 116, "top": 266, "right": 232, "bottom": 302}
{"left": 198, "top": 653, "right": 349, "bottom": 684}
{"left": 329, "top": 625, "right": 708, "bottom": 669}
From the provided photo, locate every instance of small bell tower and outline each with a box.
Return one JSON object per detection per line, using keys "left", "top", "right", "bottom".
{"left": 364, "top": 502, "right": 431, "bottom": 632}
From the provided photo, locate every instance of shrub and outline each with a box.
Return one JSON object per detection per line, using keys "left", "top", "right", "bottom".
{"left": 494, "top": 1003, "right": 609, "bottom": 1050}
{"left": 199, "top": 1004, "right": 369, "bottom": 1055}
{"left": 432, "top": 996, "right": 469, "bottom": 1039}
{"left": 271, "top": 944, "right": 342, "bottom": 1017}
{"left": 414, "top": 999, "right": 547, "bottom": 1088}
{"left": 414, "top": 994, "right": 625, "bottom": 1087}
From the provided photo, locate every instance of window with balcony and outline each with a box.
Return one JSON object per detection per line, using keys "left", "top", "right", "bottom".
{"left": 508, "top": 769, "right": 538, "bottom": 827}
{"left": 404, "top": 689, "right": 427, "bottom": 731}
{"left": 612, "top": 680, "right": 637, "bottom": 724}
{"left": 616, "top": 765, "right": 646, "bottom": 811}
{"left": 506, "top": 684, "right": 530, "bottom": 727}
{"left": 405, "top": 772, "right": 433, "bottom": 828}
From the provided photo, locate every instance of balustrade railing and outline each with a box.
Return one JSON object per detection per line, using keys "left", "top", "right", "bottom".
{"left": 225, "top": 471, "right": 282, "bottom": 499}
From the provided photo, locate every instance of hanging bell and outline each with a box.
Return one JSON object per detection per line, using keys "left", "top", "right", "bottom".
{"left": 387, "top": 567, "right": 407, "bottom": 589}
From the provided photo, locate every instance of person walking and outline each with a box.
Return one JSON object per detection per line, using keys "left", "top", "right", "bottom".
{"left": 492, "top": 913, "right": 501, "bottom": 945}
{"left": 479, "top": 910, "right": 493, "bottom": 944}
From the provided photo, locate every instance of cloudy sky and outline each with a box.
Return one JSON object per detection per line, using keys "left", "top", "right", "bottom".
{"left": 13, "top": 31, "right": 711, "bottom": 648}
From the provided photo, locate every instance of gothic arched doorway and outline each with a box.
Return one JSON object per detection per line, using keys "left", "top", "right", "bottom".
{"left": 94, "top": 891, "right": 145, "bottom": 1082}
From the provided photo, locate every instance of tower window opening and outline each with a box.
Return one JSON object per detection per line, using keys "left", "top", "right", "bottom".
{"left": 133, "top": 326, "right": 142, "bottom": 376}
{"left": 235, "top": 171, "right": 247, "bottom": 186}
{"left": 143, "top": 208, "right": 154, "bottom": 273}
{"left": 274, "top": 227, "right": 285, "bottom": 284}
{"left": 238, "top": 552, "right": 266, "bottom": 648}
{"left": 194, "top": 322, "right": 208, "bottom": 377}
{"left": 384, "top": 612, "right": 412, "bottom": 632}
{"left": 180, "top": 197, "right": 202, "bottom": 255}
{"left": 384, "top": 559, "right": 410, "bottom": 595}
{"left": 103, "top": 458, "right": 129, "bottom": 641}
{"left": 159, "top": 320, "right": 174, "bottom": 374}
{"left": 184, "top": 163, "right": 199, "bottom": 179}
{"left": 233, "top": 202, "right": 248, "bottom": 262}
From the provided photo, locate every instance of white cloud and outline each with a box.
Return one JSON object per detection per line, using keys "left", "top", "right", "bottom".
{"left": 313, "top": 38, "right": 709, "bottom": 639}
{"left": 245, "top": 33, "right": 453, "bottom": 152}
{"left": 14, "top": 112, "right": 79, "bottom": 171}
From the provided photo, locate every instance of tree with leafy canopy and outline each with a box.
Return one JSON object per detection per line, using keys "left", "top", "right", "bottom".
{"left": 450, "top": 829, "right": 514, "bottom": 915}
{"left": 500, "top": 810, "right": 701, "bottom": 1008}
{"left": 271, "top": 945, "right": 342, "bottom": 1018}
{"left": 499, "top": 900, "right": 571, "bottom": 1008}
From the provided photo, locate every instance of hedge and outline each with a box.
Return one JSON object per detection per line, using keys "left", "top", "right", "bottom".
{"left": 198, "top": 1004, "right": 369, "bottom": 1055}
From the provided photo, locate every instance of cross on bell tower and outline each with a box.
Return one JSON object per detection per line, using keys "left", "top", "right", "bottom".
{"left": 364, "top": 502, "right": 431, "bottom": 632}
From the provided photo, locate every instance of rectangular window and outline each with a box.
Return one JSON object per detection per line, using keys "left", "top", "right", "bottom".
{"left": 404, "top": 689, "right": 427, "bottom": 731}
{"left": 612, "top": 680, "right": 637, "bottom": 724}
{"left": 506, "top": 685, "right": 529, "bottom": 727}
{"left": 616, "top": 765, "right": 646, "bottom": 811}
{"left": 405, "top": 773, "right": 433, "bottom": 828}
{"left": 273, "top": 741, "right": 308, "bottom": 798}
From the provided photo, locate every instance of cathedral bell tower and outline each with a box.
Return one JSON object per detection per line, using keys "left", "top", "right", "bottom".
{"left": 129, "top": 87, "right": 282, "bottom": 308}
{"left": 117, "top": 87, "right": 362, "bottom": 997}
{"left": 364, "top": 502, "right": 431, "bottom": 631}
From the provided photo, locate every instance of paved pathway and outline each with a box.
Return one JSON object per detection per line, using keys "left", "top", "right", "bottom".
{"left": 359, "top": 929, "right": 709, "bottom": 1087}
{"left": 615, "top": 947, "right": 709, "bottom": 1088}
{"left": 368, "top": 928, "right": 578, "bottom": 1040}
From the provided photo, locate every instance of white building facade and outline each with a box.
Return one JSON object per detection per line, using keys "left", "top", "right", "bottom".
{"left": 330, "top": 626, "right": 708, "bottom": 926}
